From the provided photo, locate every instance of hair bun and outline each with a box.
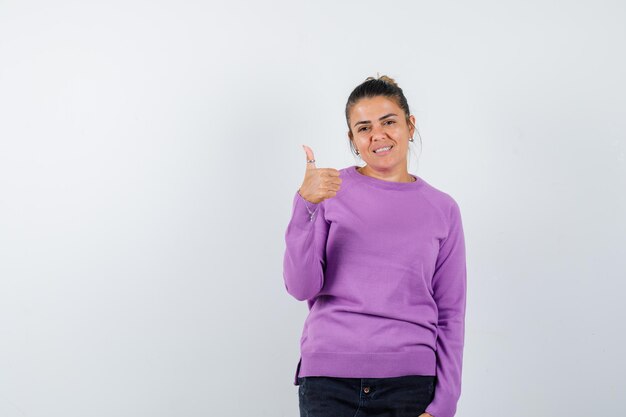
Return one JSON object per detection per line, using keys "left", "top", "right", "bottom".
{"left": 379, "top": 75, "right": 399, "bottom": 87}
{"left": 365, "top": 74, "right": 399, "bottom": 88}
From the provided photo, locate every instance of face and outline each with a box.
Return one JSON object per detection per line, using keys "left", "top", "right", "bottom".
{"left": 348, "top": 96, "right": 415, "bottom": 173}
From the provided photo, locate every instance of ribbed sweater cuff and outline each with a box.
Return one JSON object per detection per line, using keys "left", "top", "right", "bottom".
{"left": 425, "top": 390, "right": 458, "bottom": 417}
{"left": 293, "top": 190, "right": 321, "bottom": 225}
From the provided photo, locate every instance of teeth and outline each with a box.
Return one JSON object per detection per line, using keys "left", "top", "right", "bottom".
{"left": 373, "top": 146, "right": 392, "bottom": 153}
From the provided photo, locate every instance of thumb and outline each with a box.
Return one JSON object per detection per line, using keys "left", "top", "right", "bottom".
{"left": 302, "top": 144, "right": 316, "bottom": 170}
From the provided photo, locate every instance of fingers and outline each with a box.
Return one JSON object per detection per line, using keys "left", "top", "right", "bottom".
{"left": 319, "top": 177, "right": 342, "bottom": 193}
{"left": 300, "top": 144, "right": 341, "bottom": 200}
{"left": 324, "top": 190, "right": 338, "bottom": 199}
{"left": 323, "top": 171, "right": 342, "bottom": 187}
{"left": 321, "top": 168, "right": 341, "bottom": 177}
{"left": 302, "top": 144, "right": 316, "bottom": 170}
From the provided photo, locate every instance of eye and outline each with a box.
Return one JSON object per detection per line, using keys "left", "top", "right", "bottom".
{"left": 358, "top": 126, "right": 370, "bottom": 132}
{"left": 384, "top": 120, "right": 396, "bottom": 125}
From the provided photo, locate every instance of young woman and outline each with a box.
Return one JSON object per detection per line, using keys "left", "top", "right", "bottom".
{"left": 283, "top": 75, "right": 467, "bottom": 417}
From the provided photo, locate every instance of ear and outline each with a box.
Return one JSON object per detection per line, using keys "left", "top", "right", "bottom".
{"left": 408, "top": 115, "right": 416, "bottom": 137}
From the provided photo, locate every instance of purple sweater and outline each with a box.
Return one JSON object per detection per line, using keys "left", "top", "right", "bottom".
{"left": 283, "top": 165, "right": 467, "bottom": 417}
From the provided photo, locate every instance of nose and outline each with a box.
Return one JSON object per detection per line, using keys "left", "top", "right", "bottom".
{"left": 370, "top": 124, "right": 387, "bottom": 141}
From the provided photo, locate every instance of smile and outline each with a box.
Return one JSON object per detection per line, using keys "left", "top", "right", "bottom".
{"left": 373, "top": 145, "right": 393, "bottom": 154}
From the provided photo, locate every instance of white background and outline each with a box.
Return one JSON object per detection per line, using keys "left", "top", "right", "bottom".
{"left": 1, "top": 1, "right": 625, "bottom": 416}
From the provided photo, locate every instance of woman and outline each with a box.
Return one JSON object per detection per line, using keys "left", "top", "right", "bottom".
{"left": 283, "top": 75, "right": 467, "bottom": 417}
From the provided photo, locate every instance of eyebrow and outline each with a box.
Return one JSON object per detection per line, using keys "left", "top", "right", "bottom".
{"left": 353, "top": 113, "right": 398, "bottom": 128}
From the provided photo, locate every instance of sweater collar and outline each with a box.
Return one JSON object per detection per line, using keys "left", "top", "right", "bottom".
{"left": 346, "top": 165, "right": 424, "bottom": 190}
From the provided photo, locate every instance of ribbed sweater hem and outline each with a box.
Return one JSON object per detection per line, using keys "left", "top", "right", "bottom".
{"left": 294, "top": 349, "right": 436, "bottom": 385}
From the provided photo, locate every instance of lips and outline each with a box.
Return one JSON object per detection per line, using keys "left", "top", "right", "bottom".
{"left": 372, "top": 145, "right": 393, "bottom": 153}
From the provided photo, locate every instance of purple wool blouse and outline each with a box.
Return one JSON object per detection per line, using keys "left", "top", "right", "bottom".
{"left": 283, "top": 165, "right": 467, "bottom": 417}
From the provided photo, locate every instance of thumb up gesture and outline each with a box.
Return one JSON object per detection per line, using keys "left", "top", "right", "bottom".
{"left": 298, "top": 145, "right": 342, "bottom": 204}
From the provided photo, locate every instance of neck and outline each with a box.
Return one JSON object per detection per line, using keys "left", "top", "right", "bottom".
{"left": 358, "top": 165, "right": 414, "bottom": 183}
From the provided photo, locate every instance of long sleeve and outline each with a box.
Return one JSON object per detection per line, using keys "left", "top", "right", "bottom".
{"left": 282, "top": 189, "right": 330, "bottom": 301}
{"left": 425, "top": 200, "right": 467, "bottom": 417}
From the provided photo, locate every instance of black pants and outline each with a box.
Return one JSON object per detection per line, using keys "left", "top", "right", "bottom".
{"left": 298, "top": 375, "right": 436, "bottom": 417}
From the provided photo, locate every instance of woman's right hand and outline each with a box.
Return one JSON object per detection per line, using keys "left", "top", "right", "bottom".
{"left": 298, "top": 145, "right": 342, "bottom": 204}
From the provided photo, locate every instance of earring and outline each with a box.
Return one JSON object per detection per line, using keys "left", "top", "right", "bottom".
{"left": 409, "top": 137, "right": 414, "bottom": 142}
